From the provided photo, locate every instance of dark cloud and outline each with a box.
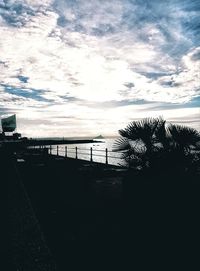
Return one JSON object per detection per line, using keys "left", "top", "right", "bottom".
{"left": 17, "top": 75, "right": 29, "bottom": 83}
{"left": 144, "top": 96, "right": 200, "bottom": 111}
{"left": 124, "top": 82, "right": 135, "bottom": 88}
{"left": 158, "top": 78, "right": 183, "bottom": 88}
{"left": 1, "top": 96, "right": 25, "bottom": 102}
{"left": 0, "top": 60, "right": 6, "bottom": 65}
{"left": 54, "top": 0, "right": 122, "bottom": 35}
{"left": 159, "top": 80, "right": 174, "bottom": 87}
{"left": 53, "top": 0, "right": 199, "bottom": 68}
{"left": 191, "top": 49, "right": 200, "bottom": 61}
{"left": 179, "top": 0, "right": 200, "bottom": 12}
{"left": 187, "top": 96, "right": 200, "bottom": 108}
{"left": 90, "top": 25, "right": 116, "bottom": 36}
{"left": 0, "top": 107, "right": 13, "bottom": 116}
{"left": 139, "top": 72, "right": 174, "bottom": 80}
{"left": 123, "top": 0, "right": 200, "bottom": 60}
{"left": 0, "top": 0, "right": 36, "bottom": 27}
{"left": 57, "top": 15, "right": 69, "bottom": 27}
{"left": 0, "top": 0, "right": 51, "bottom": 27}
{"left": 58, "top": 95, "right": 82, "bottom": 102}
{"left": 1, "top": 84, "right": 52, "bottom": 102}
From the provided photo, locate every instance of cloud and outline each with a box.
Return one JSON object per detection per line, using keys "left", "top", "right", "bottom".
{"left": 0, "top": 0, "right": 53, "bottom": 27}
{"left": 1, "top": 83, "right": 53, "bottom": 102}
{"left": 17, "top": 75, "right": 29, "bottom": 83}
{"left": 0, "top": 0, "right": 199, "bottom": 136}
{"left": 54, "top": 0, "right": 124, "bottom": 35}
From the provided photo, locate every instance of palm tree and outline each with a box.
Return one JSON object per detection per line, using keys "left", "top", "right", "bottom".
{"left": 114, "top": 118, "right": 200, "bottom": 181}
{"left": 114, "top": 117, "right": 166, "bottom": 169}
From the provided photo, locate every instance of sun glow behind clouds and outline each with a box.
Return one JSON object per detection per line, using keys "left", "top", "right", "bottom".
{"left": 0, "top": 0, "right": 200, "bottom": 136}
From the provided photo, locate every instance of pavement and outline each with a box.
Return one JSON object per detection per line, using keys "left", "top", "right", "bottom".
{"left": 1, "top": 150, "right": 57, "bottom": 270}
{"left": 4, "top": 149, "right": 126, "bottom": 270}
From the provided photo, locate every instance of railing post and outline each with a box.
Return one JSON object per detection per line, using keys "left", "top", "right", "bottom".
{"left": 105, "top": 148, "right": 108, "bottom": 165}
{"left": 65, "top": 146, "right": 67, "bottom": 158}
{"left": 90, "top": 147, "right": 93, "bottom": 162}
{"left": 75, "top": 147, "right": 78, "bottom": 159}
{"left": 128, "top": 154, "right": 131, "bottom": 168}
{"left": 57, "top": 145, "right": 59, "bottom": 156}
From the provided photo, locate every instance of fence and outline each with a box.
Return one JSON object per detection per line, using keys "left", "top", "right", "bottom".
{"left": 30, "top": 145, "right": 124, "bottom": 166}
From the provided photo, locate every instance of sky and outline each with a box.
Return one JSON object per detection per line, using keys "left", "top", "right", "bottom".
{"left": 0, "top": 0, "right": 199, "bottom": 137}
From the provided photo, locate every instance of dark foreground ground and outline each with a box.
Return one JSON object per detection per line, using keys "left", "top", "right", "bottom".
{"left": 1, "top": 148, "right": 200, "bottom": 270}
{"left": 3, "top": 149, "right": 126, "bottom": 270}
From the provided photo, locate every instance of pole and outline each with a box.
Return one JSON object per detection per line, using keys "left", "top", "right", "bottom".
{"left": 65, "top": 146, "right": 67, "bottom": 158}
{"left": 105, "top": 148, "right": 108, "bottom": 165}
{"left": 90, "top": 147, "right": 93, "bottom": 162}
{"left": 128, "top": 154, "right": 131, "bottom": 168}
{"left": 57, "top": 145, "right": 59, "bottom": 156}
{"left": 75, "top": 147, "right": 78, "bottom": 159}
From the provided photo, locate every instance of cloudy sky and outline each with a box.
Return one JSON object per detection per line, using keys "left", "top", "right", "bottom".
{"left": 0, "top": 0, "right": 199, "bottom": 137}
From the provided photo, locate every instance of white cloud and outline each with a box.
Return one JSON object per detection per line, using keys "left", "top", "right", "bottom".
{"left": 15, "top": 102, "right": 200, "bottom": 137}
{"left": 0, "top": 0, "right": 199, "bottom": 136}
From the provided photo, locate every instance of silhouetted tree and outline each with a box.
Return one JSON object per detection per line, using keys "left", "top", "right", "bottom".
{"left": 114, "top": 117, "right": 200, "bottom": 182}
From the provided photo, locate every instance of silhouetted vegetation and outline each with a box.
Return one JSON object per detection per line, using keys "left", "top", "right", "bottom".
{"left": 3, "top": 119, "right": 200, "bottom": 269}
{"left": 114, "top": 118, "right": 200, "bottom": 255}
{"left": 114, "top": 117, "right": 200, "bottom": 183}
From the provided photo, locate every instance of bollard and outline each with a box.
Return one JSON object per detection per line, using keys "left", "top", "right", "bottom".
{"left": 57, "top": 145, "right": 59, "bottom": 156}
{"left": 75, "top": 147, "right": 78, "bottom": 159}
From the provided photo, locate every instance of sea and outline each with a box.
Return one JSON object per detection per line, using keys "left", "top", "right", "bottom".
{"left": 51, "top": 138, "right": 125, "bottom": 167}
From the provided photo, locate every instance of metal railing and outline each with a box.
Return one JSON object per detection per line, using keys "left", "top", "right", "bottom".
{"left": 30, "top": 145, "right": 124, "bottom": 166}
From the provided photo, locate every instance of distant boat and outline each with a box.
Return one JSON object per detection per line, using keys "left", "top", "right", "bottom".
{"left": 94, "top": 135, "right": 104, "bottom": 139}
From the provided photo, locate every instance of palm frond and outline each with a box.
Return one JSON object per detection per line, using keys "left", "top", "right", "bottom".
{"left": 116, "top": 117, "right": 200, "bottom": 174}
{"left": 112, "top": 137, "right": 131, "bottom": 152}
{"left": 119, "top": 117, "right": 165, "bottom": 145}
{"left": 168, "top": 124, "right": 200, "bottom": 149}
